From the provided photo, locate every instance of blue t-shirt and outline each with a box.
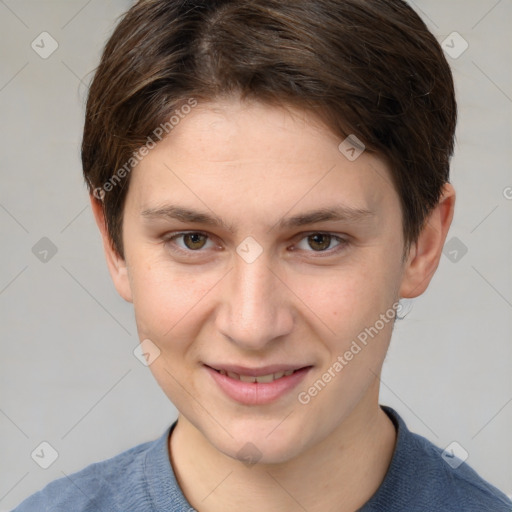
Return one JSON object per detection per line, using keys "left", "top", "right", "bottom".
{"left": 12, "top": 405, "right": 512, "bottom": 511}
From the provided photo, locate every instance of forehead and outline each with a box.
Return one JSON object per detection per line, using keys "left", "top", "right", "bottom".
{"left": 163, "top": 99, "right": 337, "bottom": 163}
{"left": 127, "top": 98, "right": 398, "bottom": 224}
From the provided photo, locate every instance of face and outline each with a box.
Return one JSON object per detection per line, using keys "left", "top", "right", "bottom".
{"left": 107, "top": 98, "right": 413, "bottom": 463}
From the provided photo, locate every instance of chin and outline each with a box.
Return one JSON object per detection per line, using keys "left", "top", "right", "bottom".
{"left": 211, "top": 420, "right": 311, "bottom": 466}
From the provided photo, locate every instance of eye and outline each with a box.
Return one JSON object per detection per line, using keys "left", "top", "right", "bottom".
{"left": 162, "top": 231, "right": 349, "bottom": 257}
{"left": 163, "top": 231, "right": 215, "bottom": 252}
{"left": 294, "top": 233, "right": 348, "bottom": 254}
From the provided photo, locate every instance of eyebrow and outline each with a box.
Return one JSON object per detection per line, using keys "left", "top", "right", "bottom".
{"left": 140, "top": 204, "right": 375, "bottom": 232}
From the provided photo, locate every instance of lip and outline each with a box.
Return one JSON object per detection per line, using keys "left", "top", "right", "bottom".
{"left": 207, "top": 363, "right": 307, "bottom": 377}
{"left": 204, "top": 364, "right": 312, "bottom": 405}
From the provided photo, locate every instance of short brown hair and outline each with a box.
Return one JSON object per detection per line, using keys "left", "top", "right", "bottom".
{"left": 82, "top": 0, "right": 457, "bottom": 259}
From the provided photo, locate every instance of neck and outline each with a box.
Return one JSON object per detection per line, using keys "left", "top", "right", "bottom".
{"left": 169, "top": 389, "right": 397, "bottom": 512}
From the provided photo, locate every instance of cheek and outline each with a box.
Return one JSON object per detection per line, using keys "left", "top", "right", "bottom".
{"left": 129, "top": 256, "right": 219, "bottom": 343}
{"left": 294, "top": 265, "right": 399, "bottom": 421}
{"left": 128, "top": 259, "right": 219, "bottom": 407}
{"left": 292, "top": 257, "right": 400, "bottom": 343}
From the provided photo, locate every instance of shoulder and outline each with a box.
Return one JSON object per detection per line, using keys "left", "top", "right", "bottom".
{"left": 362, "top": 406, "right": 512, "bottom": 512}
{"left": 11, "top": 431, "right": 168, "bottom": 512}
{"left": 407, "top": 427, "right": 511, "bottom": 511}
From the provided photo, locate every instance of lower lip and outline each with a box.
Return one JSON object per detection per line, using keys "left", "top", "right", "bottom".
{"left": 205, "top": 365, "right": 311, "bottom": 405}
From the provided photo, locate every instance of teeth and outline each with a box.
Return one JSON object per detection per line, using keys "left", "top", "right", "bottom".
{"left": 218, "top": 369, "right": 297, "bottom": 382}
{"left": 255, "top": 374, "right": 274, "bottom": 383}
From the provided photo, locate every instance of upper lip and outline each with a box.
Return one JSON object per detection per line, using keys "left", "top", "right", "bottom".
{"left": 205, "top": 363, "right": 311, "bottom": 376}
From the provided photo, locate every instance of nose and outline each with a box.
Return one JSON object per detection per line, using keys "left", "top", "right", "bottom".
{"left": 215, "top": 250, "right": 295, "bottom": 351}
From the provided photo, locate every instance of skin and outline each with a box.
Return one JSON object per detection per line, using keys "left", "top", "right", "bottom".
{"left": 91, "top": 97, "right": 455, "bottom": 512}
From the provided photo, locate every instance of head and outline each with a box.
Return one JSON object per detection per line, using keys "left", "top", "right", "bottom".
{"left": 83, "top": 0, "right": 456, "bottom": 464}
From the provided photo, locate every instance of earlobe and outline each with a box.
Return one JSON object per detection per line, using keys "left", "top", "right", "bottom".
{"left": 399, "top": 183, "right": 456, "bottom": 299}
{"left": 89, "top": 194, "right": 133, "bottom": 303}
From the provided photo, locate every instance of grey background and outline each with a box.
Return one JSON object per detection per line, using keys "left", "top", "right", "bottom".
{"left": 1, "top": 0, "right": 511, "bottom": 509}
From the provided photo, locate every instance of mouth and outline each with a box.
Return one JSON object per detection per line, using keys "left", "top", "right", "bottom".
{"left": 204, "top": 364, "right": 312, "bottom": 405}
{"left": 215, "top": 368, "right": 296, "bottom": 383}
{"left": 206, "top": 362, "right": 310, "bottom": 380}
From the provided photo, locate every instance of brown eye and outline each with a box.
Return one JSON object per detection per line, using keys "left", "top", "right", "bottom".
{"left": 182, "top": 233, "right": 208, "bottom": 250}
{"left": 163, "top": 231, "right": 214, "bottom": 254}
{"left": 293, "top": 232, "right": 348, "bottom": 256}
{"left": 307, "top": 233, "right": 333, "bottom": 251}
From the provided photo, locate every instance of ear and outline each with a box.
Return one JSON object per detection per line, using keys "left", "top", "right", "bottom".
{"left": 399, "top": 183, "right": 455, "bottom": 298}
{"left": 89, "top": 194, "right": 133, "bottom": 303}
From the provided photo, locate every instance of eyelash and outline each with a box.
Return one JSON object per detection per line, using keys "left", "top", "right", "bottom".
{"left": 162, "top": 231, "right": 350, "bottom": 257}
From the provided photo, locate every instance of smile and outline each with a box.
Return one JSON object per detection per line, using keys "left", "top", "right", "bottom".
{"left": 205, "top": 364, "right": 312, "bottom": 405}
{"left": 217, "top": 369, "right": 296, "bottom": 383}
